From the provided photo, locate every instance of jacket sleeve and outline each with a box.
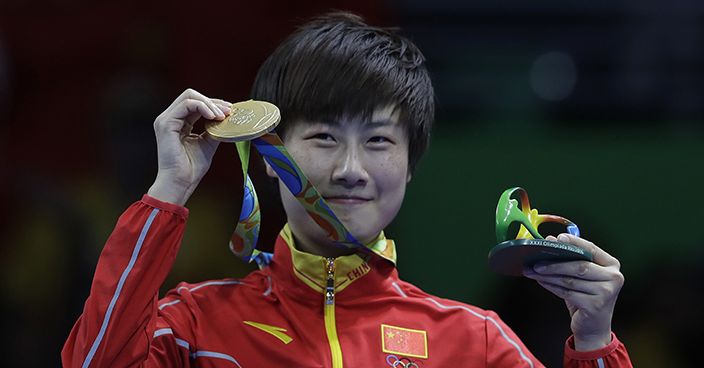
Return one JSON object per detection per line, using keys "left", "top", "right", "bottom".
{"left": 484, "top": 311, "right": 633, "bottom": 368}
{"left": 563, "top": 333, "right": 633, "bottom": 368}
{"left": 62, "top": 195, "right": 192, "bottom": 368}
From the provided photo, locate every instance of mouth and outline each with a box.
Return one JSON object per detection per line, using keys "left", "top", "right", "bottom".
{"left": 324, "top": 195, "right": 372, "bottom": 205}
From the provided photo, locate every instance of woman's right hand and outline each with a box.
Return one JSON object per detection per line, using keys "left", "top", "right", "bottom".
{"left": 147, "top": 88, "right": 232, "bottom": 206}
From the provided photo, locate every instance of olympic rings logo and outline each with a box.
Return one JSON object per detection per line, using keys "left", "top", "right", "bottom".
{"left": 386, "top": 354, "right": 420, "bottom": 368}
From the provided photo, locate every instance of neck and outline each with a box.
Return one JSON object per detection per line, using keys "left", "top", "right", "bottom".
{"left": 279, "top": 223, "right": 398, "bottom": 265}
{"left": 292, "top": 233, "right": 358, "bottom": 258}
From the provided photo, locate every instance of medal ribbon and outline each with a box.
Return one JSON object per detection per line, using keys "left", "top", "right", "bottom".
{"left": 229, "top": 132, "right": 393, "bottom": 268}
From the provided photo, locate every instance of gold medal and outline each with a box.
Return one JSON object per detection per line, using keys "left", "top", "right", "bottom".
{"left": 205, "top": 99, "right": 280, "bottom": 142}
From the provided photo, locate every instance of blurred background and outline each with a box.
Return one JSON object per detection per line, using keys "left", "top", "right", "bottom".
{"left": 1, "top": 0, "right": 702, "bottom": 366}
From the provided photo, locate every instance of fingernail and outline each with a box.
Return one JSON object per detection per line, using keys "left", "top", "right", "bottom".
{"left": 558, "top": 234, "right": 569, "bottom": 242}
{"left": 222, "top": 105, "right": 231, "bottom": 113}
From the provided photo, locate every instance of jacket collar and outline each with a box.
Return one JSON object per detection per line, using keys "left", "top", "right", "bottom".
{"left": 268, "top": 224, "right": 398, "bottom": 296}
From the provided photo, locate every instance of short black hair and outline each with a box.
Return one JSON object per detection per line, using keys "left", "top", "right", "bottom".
{"left": 251, "top": 11, "right": 434, "bottom": 173}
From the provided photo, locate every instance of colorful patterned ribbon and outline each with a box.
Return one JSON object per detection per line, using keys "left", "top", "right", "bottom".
{"left": 229, "top": 132, "right": 393, "bottom": 268}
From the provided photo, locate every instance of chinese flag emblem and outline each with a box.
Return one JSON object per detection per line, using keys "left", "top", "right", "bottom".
{"left": 381, "top": 324, "right": 428, "bottom": 359}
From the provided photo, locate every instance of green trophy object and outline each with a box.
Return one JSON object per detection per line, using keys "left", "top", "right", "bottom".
{"left": 489, "top": 187, "right": 593, "bottom": 276}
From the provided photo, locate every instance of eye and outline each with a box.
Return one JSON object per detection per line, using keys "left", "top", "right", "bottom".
{"left": 311, "top": 133, "right": 336, "bottom": 141}
{"left": 368, "top": 136, "right": 393, "bottom": 144}
{"left": 305, "top": 132, "right": 337, "bottom": 145}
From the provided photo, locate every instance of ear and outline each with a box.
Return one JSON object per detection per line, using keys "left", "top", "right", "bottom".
{"left": 406, "top": 171, "right": 412, "bottom": 184}
{"left": 264, "top": 159, "right": 279, "bottom": 179}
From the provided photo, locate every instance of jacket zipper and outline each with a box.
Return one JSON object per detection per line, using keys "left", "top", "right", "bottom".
{"left": 324, "top": 257, "right": 343, "bottom": 368}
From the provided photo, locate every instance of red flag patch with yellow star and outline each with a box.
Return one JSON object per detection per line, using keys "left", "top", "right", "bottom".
{"left": 381, "top": 324, "right": 428, "bottom": 359}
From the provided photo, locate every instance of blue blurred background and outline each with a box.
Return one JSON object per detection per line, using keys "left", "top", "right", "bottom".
{"left": 1, "top": 0, "right": 702, "bottom": 366}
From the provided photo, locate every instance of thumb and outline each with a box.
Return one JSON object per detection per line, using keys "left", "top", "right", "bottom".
{"left": 197, "top": 131, "right": 221, "bottom": 160}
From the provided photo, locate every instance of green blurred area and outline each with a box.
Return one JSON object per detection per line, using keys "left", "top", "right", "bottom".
{"left": 3, "top": 122, "right": 699, "bottom": 367}
{"left": 389, "top": 123, "right": 702, "bottom": 305}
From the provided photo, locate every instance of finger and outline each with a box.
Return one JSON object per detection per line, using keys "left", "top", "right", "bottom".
{"left": 530, "top": 260, "right": 613, "bottom": 281}
{"left": 182, "top": 131, "right": 220, "bottom": 152}
{"left": 176, "top": 89, "right": 226, "bottom": 119}
{"left": 184, "top": 90, "right": 226, "bottom": 118}
{"left": 211, "top": 100, "right": 232, "bottom": 115}
{"left": 163, "top": 89, "right": 191, "bottom": 112}
{"left": 154, "top": 99, "right": 215, "bottom": 138}
{"left": 523, "top": 272, "right": 602, "bottom": 295}
{"left": 172, "top": 99, "right": 220, "bottom": 122}
{"left": 211, "top": 98, "right": 233, "bottom": 108}
{"left": 200, "top": 130, "right": 221, "bottom": 149}
{"left": 193, "top": 131, "right": 221, "bottom": 160}
{"left": 181, "top": 123, "right": 194, "bottom": 138}
{"left": 535, "top": 280, "right": 594, "bottom": 309}
{"left": 557, "top": 234, "right": 620, "bottom": 267}
{"left": 198, "top": 96, "right": 225, "bottom": 119}
{"left": 165, "top": 88, "right": 206, "bottom": 112}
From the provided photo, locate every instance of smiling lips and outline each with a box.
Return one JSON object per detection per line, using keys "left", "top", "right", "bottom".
{"left": 324, "top": 195, "right": 372, "bottom": 205}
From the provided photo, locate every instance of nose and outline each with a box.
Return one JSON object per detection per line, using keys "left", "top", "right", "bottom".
{"left": 331, "top": 145, "right": 369, "bottom": 187}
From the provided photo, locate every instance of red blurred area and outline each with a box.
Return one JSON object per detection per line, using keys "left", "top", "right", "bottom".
{"left": 0, "top": 2, "right": 391, "bottom": 366}
{"left": 0, "top": 0, "right": 391, "bottom": 177}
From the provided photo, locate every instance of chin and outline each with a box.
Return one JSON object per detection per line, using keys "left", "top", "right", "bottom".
{"left": 344, "top": 221, "right": 383, "bottom": 244}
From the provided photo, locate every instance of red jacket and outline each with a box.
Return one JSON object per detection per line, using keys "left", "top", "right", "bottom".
{"left": 63, "top": 195, "right": 633, "bottom": 367}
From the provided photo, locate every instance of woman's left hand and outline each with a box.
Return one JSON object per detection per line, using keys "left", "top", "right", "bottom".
{"left": 523, "top": 233, "right": 625, "bottom": 351}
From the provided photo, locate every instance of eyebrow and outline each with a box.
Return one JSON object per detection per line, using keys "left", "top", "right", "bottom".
{"left": 312, "top": 118, "right": 397, "bottom": 128}
{"left": 364, "top": 119, "right": 398, "bottom": 127}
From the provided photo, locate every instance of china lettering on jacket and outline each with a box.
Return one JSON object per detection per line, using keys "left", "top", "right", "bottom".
{"left": 346, "top": 262, "right": 371, "bottom": 281}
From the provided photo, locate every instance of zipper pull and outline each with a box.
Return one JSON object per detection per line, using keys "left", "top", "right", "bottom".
{"left": 325, "top": 257, "right": 335, "bottom": 305}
